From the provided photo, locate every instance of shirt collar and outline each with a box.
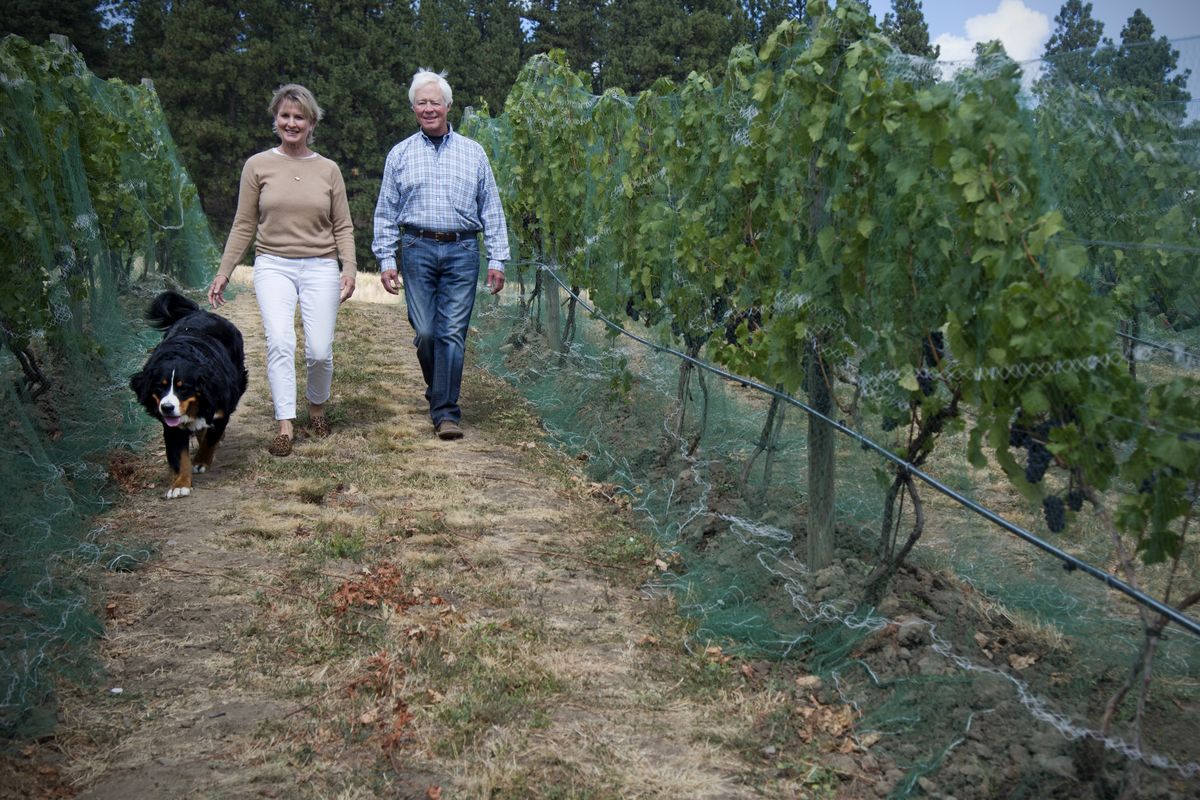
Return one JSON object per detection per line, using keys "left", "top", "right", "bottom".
{"left": 420, "top": 123, "right": 454, "bottom": 146}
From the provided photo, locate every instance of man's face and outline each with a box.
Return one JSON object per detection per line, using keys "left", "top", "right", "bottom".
{"left": 413, "top": 83, "right": 449, "bottom": 137}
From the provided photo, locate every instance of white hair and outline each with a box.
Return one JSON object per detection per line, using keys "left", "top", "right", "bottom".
{"left": 408, "top": 69, "right": 452, "bottom": 107}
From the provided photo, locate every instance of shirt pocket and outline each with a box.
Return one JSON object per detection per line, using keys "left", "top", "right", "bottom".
{"left": 449, "top": 173, "right": 479, "bottom": 222}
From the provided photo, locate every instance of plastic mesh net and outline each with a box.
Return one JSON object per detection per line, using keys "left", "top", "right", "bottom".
{"left": 462, "top": 7, "right": 1200, "bottom": 796}
{"left": 0, "top": 35, "right": 216, "bottom": 738}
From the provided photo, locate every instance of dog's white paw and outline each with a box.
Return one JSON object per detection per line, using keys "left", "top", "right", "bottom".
{"left": 194, "top": 465, "right": 208, "bottom": 473}
{"left": 165, "top": 486, "right": 192, "bottom": 499}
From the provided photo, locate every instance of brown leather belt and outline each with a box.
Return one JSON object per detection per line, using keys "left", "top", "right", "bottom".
{"left": 404, "top": 227, "right": 478, "bottom": 242}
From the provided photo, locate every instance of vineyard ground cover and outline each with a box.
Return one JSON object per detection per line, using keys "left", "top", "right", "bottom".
{"left": 0, "top": 286, "right": 1194, "bottom": 798}
{"left": 470, "top": 279, "right": 1200, "bottom": 799}
{"left": 2, "top": 285, "right": 882, "bottom": 799}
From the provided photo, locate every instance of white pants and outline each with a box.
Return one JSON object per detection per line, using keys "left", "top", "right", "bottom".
{"left": 252, "top": 253, "right": 341, "bottom": 421}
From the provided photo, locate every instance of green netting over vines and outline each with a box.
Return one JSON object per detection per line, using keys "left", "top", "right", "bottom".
{"left": 1, "top": 35, "right": 215, "bottom": 739}
{"left": 463, "top": 3, "right": 1200, "bottom": 796}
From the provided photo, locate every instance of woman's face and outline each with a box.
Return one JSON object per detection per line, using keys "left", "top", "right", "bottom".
{"left": 274, "top": 100, "right": 311, "bottom": 148}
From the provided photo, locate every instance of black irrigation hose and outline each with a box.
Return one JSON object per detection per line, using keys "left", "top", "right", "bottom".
{"left": 528, "top": 262, "right": 1200, "bottom": 640}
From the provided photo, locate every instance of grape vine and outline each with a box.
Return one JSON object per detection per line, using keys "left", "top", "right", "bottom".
{"left": 1, "top": 36, "right": 213, "bottom": 394}
{"left": 463, "top": 0, "right": 1199, "bottom": 625}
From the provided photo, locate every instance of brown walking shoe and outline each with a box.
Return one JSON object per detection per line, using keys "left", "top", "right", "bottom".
{"left": 435, "top": 420, "right": 463, "bottom": 440}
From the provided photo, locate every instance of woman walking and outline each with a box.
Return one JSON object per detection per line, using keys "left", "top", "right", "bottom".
{"left": 208, "top": 83, "right": 356, "bottom": 456}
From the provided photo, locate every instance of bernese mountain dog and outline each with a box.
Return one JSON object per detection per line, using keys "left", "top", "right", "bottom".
{"left": 130, "top": 291, "right": 248, "bottom": 499}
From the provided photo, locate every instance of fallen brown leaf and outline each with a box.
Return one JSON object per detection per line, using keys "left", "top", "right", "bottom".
{"left": 795, "top": 674, "right": 822, "bottom": 690}
{"left": 1008, "top": 653, "right": 1037, "bottom": 670}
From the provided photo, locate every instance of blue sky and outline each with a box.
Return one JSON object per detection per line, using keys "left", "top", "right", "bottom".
{"left": 860, "top": 1, "right": 1199, "bottom": 109}
{"left": 862, "top": 1, "right": 1198, "bottom": 62}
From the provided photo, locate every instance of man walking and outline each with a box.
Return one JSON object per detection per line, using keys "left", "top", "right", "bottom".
{"left": 373, "top": 69, "right": 509, "bottom": 440}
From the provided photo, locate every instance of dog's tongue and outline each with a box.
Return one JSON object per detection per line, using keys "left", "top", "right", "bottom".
{"left": 163, "top": 415, "right": 182, "bottom": 428}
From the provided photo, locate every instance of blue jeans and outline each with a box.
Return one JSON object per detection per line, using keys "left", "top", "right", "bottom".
{"left": 399, "top": 233, "right": 481, "bottom": 425}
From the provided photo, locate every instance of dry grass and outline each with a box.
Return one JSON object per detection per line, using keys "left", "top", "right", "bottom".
{"left": 43, "top": 287, "right": 866, "bottom": 799}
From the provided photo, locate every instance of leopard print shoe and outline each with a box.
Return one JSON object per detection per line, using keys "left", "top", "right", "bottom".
{"left": 310, "top": 415, "right": 332, "bottom": 438}
{"left": 269, "top": 433, "right": 293, "bottom": 457}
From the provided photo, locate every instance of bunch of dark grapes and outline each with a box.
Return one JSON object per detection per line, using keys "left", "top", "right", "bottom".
{"left": 723, "top": 306, "right": 761, "bottom": 347}
{"left": 1025, "top": 443, "right": 1052, "bottom": 484}
{"left": 1009, "top": 423, "right": 1032, "bottom": 449}
{"left": 912, "top": 331, "right": 945, "bottom": 397}
{"left": 625, "top": 298, "right": 640, "bottom": 323}
{"left": 1043, "top": 495, "right": 1066, "bottom": 533}
{"left": 1010, "top": 415, "right": 1057, "bottom": 484}
{"left": 1066, "top": 487, "right": 1084, "bottom": 512}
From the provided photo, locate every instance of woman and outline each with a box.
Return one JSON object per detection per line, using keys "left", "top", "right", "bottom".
{"left": 208, "top": 84, "right": 356, "bottom": 457}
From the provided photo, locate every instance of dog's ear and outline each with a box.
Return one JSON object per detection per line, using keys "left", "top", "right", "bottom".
{"left": 130, "top": 370, "right": 146, "bottom": 397}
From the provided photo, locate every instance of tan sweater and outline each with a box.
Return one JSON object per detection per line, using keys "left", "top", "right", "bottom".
{"left": 217, "top": 149, "right": 357, "bottom": 281}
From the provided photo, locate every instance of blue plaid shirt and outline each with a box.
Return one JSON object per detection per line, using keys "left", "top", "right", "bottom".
{"left": 372, "top": 126, "right": 510, "bottom": 273}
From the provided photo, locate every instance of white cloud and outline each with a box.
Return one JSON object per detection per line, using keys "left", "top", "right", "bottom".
{"left": 934, "top": 0, "right": 1051, "bottom": 62}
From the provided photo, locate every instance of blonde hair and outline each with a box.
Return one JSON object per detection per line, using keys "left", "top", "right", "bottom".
{"left": 268, "top": 83, "right": 323, "bottom": 144}
{"left": 408, "top": 69, "right": 453, "bottom": 107}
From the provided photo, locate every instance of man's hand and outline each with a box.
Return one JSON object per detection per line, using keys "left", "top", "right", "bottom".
{"left": 380, "top": 269, "right": 402, "bottom": 295}
{"left": 339, "top": 275, "right": 356, "bottom": 303}
{"left": 486, "top": 268, "right": 505, "bottom": 295}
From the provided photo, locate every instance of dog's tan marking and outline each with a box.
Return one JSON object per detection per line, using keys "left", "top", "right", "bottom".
{"left": 193, "top": 428, "right": 221, "bottom": 473}
{"left": 166, "top": 449, "right": 192, "bottom": 499}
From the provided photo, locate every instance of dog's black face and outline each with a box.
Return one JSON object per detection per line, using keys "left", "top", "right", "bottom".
{"left": 132, "top": 356, "right": 211, "bottom": 430}
{"left": 129, "top": 291, "right": 247, "bottom": 499}
{"left": 154, "top": 367, "right": 199, "bottom": 428}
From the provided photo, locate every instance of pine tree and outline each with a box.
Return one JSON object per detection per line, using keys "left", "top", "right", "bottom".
{"left": 526, "top": 0, "right": 607, "bottom": 92}
{"left": 880, "top": 0, "right": 938, "bottom": 60}
{"left": 741, "top": 0, "right": 805, "bottom": 46}
{"left": 1044, "top": 0, "right": 1104, "bottom": 55}
{"left": 302, "top": 0, "right": 419, "bottom": 258}
{"left": 413, "top": 0, "right": 524, "bottom": 119}
{"left": 1109, "top": 9, "right": 1191, "bottom": 107}
{"left": 599, "top": 0, "right": 746, "bottom": 94}
{"left": 106, "top": 0, "right": 304, "bottom": 231}
{"left": 0, "top": 0, "right": 108, "bottom": 69}
{"left": 462, "top": 0, "right": 526, "bottom": 114}
{"left": 1039, "top": 0, "right": 1105, "bottom": 91}
{"left": 103, "top": 0, "right": 168, "bottom": 80}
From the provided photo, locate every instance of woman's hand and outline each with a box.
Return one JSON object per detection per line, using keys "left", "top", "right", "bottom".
{"left": 339, "top": 275, "right": 356, "bottom": 303}
{"left": 207, "top": 275, "right": 229, "bottom": 308}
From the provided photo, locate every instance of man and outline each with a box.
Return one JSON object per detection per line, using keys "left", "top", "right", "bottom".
{"left": 373, "top": 69, "right": 510, "bottom": 441}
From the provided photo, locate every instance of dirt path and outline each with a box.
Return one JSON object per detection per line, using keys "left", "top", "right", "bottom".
{"left": 32, "top": 286, "right": 873, "bottom": 799}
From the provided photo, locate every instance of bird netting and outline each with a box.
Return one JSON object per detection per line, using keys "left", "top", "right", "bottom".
{"left": 461, "top": 4, "right": 1200, "bottom": 796}
{"left": 0, "top": 34, "right": 216, "bottom": 739}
